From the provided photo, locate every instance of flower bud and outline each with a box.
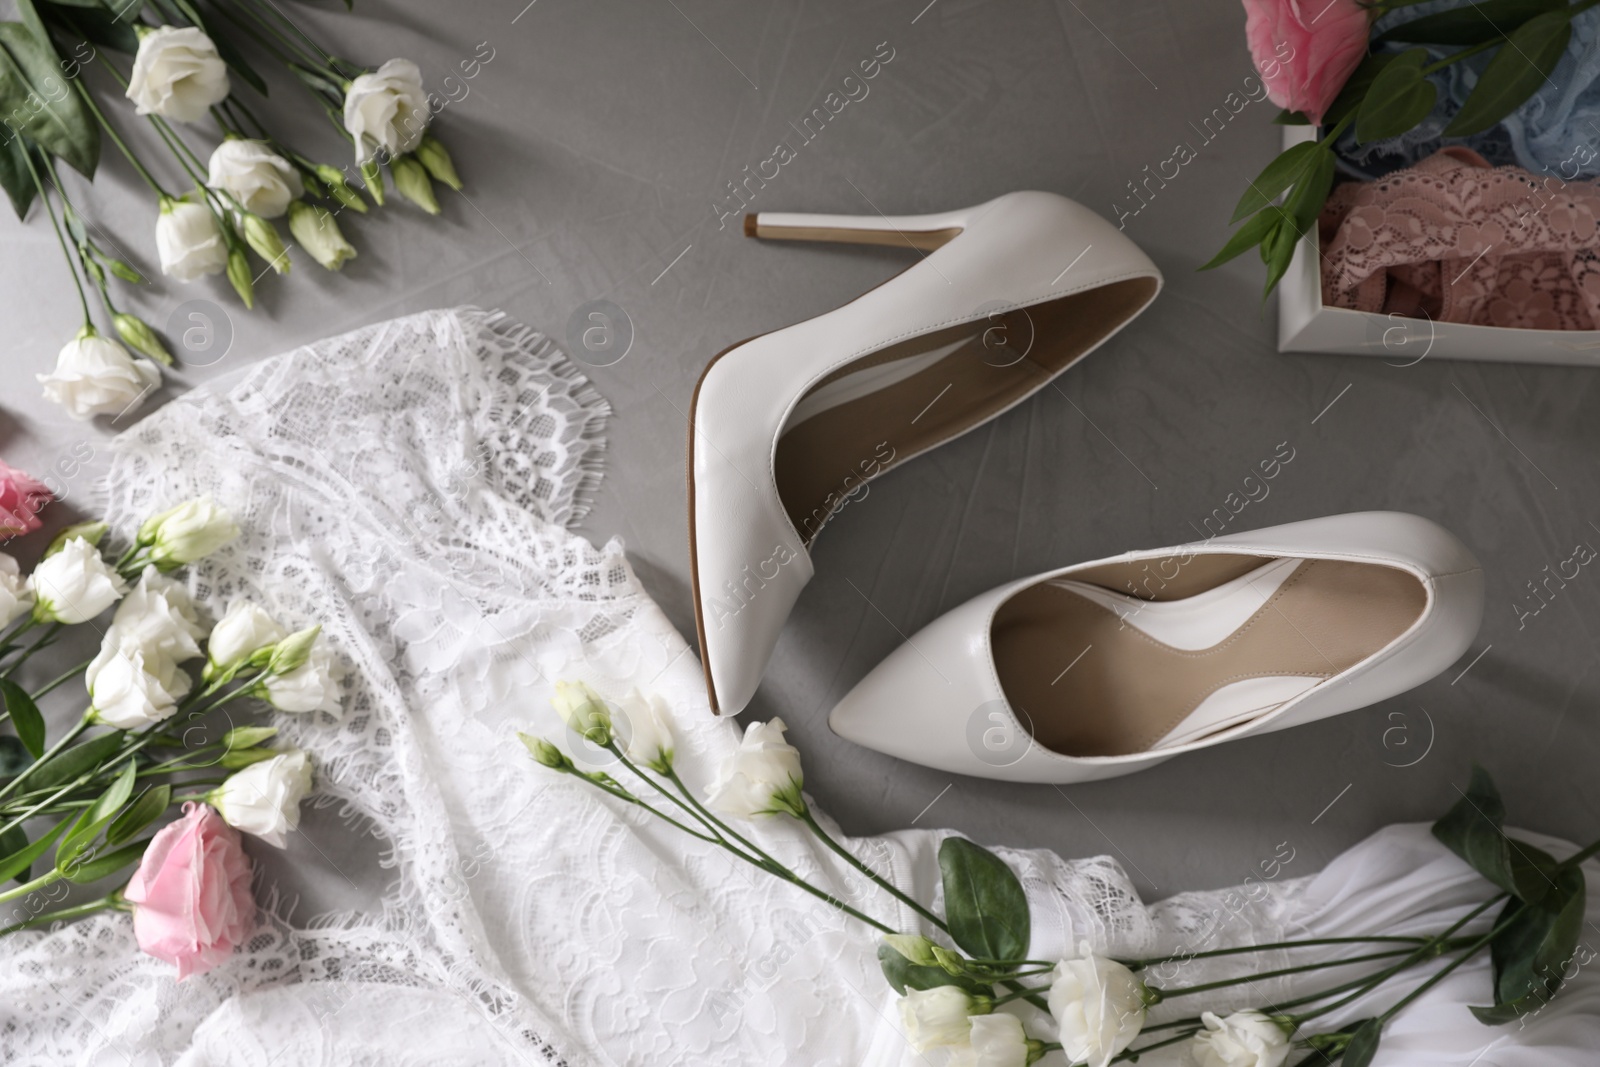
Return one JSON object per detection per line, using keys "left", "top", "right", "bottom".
{"left": 106, "top": 258, "right": 144, "bottom": 283}
{"left": 882, "top": 933, "right": 940, "bottom": 968}
{"left": 226, "top": 246, "right": 254, "bottom": 309}
{"left": 550, "top": 680, "right": 612, "bottom": 745}
{"left": 287, "top": 201, "right": 358, "bottom": 271}
{"left": 391, "top": 155, "right": 439, "bottom": 215}
{"left": 240, "top": 213, "right": 289, "bottom": 274}
{"left": 415, "top": 133, "right": 462, "bottom": 191}
{"left": 222, "top": 724, "right": 279, "bottom": 750}
{"left": 518, "top": 732, "right": 572, "bottom": 770}
{"left": 219, "top": 746, "right": 280, "bottom": 769}
{"left": 138, "top": 497, "right": 240, "bottom": 568}
{"left": 114, "top": 313, "right": 173, "bottom": 365}
{"left": 314, "top": 163, "right": 368, "bottom": 213}
{"left": 931, "top": 944, "right": 966, "bottom": 975}
{"left": 265, "top": 624, "right": 320, "bottom": 676}
{"left": 45, "top": 520, "right": 109, "bottom": 557}
{"left": 359, "top": 159, "right": 385, "bottom": 206}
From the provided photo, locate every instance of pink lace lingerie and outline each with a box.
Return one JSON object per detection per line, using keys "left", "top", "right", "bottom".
{"left": 1318, "top": 147, "right": 1600, "bottom": 331}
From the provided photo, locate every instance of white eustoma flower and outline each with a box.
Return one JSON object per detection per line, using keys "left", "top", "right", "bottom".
{"left": 29, "top": 536, "right": 128, "bottom": 623}
{"left": 343, "top": 58, "right": 429, "bottom": 164}
{"left": 953, "top": 1012, "right": 1032, "bottom": 1067}
{"left": 126, "top": 26, "right": 230, "bottom": 123}
{"left": 89, "top": 647, "right": 184, "bottom": 729}
{"left": 262, "top": 642, "right": 343, "bottom": 716}
{"left": 138, "top": 497, "right": 239, "bottom": 568}
{"left": 0, "top": 554, "right": 33, "bottom": 627}
{"left": 210, "top": 749, "right": 313, "bottom": 847}
{"left": 619, "top": 687, "right": 674, "bottom": 771}
{"left": 207, "top": 138, "right": 300, "bottom": 218}
{"left": 37, "top": 330, "right": 161, "bottom": 420}
{"left": 1047, "top": 944, "right": 1147, "bottom": 1067}
{"left": 157, "top": 198, "right": 229, "bottom": 282}
{"left": 103, "top": 565, "right": 205, "bottom": 663}
{"left": 1191, "top": 1011, "right": 1293, "bottom": 1067}
{"left": 206, "top": 601, "right": 286, "bottom": 672}
{"left": 899, "top": 986, "right": 977, "bottom": 1052}
{"left": 706, "top": 717, "right": 805, "bottom": 818}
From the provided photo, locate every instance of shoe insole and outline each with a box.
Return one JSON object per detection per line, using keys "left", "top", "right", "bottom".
{"left": 991, "top": 556, "right": 1428, "bottom": 757}
{"left": 772, "top": 278, "right": 1159, "bottom": 545}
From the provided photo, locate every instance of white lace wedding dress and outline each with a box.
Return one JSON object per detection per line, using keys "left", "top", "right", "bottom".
{"left": 0, "top": 308, "right": 1593, "bottom": 1065}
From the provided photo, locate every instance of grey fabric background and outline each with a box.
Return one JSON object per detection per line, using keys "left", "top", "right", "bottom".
{"left": 2, "top": 0, "right": 1594, "bottom": 916}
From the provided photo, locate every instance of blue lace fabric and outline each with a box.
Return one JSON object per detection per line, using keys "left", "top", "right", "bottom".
{"left": 1333, "top": 0, "right": 1600, "bottom": 181}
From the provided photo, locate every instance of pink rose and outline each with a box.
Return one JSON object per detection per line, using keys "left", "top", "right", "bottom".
{"left": 0, "top": 460, "right": 51, "bottom": 538}
{"left": 1243, "top": 0, "right": 1370, "bottom": 126}
{"left": 124, "top": 802, "right": 255, "bottom": 980}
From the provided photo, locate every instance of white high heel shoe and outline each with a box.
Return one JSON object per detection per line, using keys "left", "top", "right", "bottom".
{"left": 828, "top": 513, "right": 1484, "bottom": 782}
{"left": 689, "top": 192, "right": 1163, "bottom": 715}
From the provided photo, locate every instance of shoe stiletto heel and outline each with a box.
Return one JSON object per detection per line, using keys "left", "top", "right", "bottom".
{"left": 688, "top": 191, "right": 1163, "bottom": 716}
{"left": 743, "top": 207, "right": 970, "bottom": 250}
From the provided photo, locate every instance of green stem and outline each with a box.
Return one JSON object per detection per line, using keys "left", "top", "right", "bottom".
{"left": 0, "top": 623, "right": 64, "bottom": 681}
{"left": 0, "top": 894, "right": 115, "bottom": 934}
{"left": 1291, "top": 893, "right": 1506, "bottom": 1024}
{"left": 224, "top": 0, "right": 332, "bottom": 72}
{"left": 71, "top": 78, "right": 167, "bottom": 196}
{"left": 33, "top": 658, "right": 93, "bottom": 701}
{"left": 0, "top": 868, "right": 61, "bottom": 905}
{"left": 1112, "top": 1030, "right": 1200, "bottom": 1063}
{"left": 19, "top": 146, "right": 91, "bottom": 326}
{"left": 1125, "top": 935, "right": 1431, "bottom": 970}
{"left": 1150, "top": 945, "right": 1450, "bottom": 1002}
{"left": 0, "top": 713, "right": 90, "bottom": 805}
{"left": 1370, "top": 905, "right": 1528, "bottom": 1025}
{"left": 797, "top": 806, "right": 949, "bottom": 933}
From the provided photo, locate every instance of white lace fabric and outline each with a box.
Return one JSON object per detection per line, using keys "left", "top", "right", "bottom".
{"left": 0, "top": 307, "right": 1593, "bottom": 1065}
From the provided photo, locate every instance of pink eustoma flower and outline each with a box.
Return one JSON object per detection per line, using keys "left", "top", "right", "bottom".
{"left": 124, "top": 802, "right": 255, "bottom": 980}
{"left": 0, "top": 460, "right": 51, "bottom": 538}
{"left": 1243, "top": 0, "right": 1371, "bottom": 126}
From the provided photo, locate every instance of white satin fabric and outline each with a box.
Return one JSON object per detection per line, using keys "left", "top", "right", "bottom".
{"left": 0, "top": 308, "right": 1591, "bottom": 1065}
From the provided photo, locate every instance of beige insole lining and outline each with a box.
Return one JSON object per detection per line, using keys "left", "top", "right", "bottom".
{"left": 991, "top": 556, "right": 1427, "bottom": 757}
{"left": 773, "top": 278, "right": 1158, "bottom": 544}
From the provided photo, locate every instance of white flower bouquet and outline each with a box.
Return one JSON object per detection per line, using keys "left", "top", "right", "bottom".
{"left": 0, "top": 499, "right": 339, "bottom": 978}
{"left": 521, "top": 683, "right": 1596, "bottom": 1067}
{"left": 6, "top": 0, "right": 467, "bottom": 418}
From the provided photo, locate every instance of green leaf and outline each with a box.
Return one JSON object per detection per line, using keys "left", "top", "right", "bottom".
{"left": 29, "top": 730, "right": 125, "bottom": 791}
{"left": 47, "top": 4, "right": 141, "bottom": 53}
{"left": 1444, "top": 10, "right": 1571, "bottom": 136}
{"left": 1356, "top": 49, "right": 1437, "bottom": 144}
{"left": 1231, "top": 139, "right": 1321, "bottom": 223}
{"left": 0, "top": 734, "right": 30, "bottom": 778}
{"left": 1469, "top": 856, "right": 1585, "bottom": 1023}
{"left": 1342, "top": 1018, "right": 1383, "bottom": 1067}
{"left": 1432, "top": 765, "right": 1515, "bottom": 894}
{"left": 1325, "top": 53, "right": 1396, "bottom": 128}
{"left": 106, "top": 783, "right": 170, "bottom": 846}
{"left": 1, "top": 678, "right": 46, "bottom": 759}
{"left": 1379, "top": 0, "right": 1565, "bottom": 45}
{"left": 56, "top": 758, "right": 136, "bottom": 873}
{"left": 1273, "top": 108, "right": 1311, "bottom": 126}
{"left": 0, "top": 816, "right": 68, "bottom": 884}
{"left": 1200, "top": 208, "right": 1282, "bottom": 272}
{"left": 0, "top": 20, "right": 98, "bottom": 175}
{"left": 875, "top": 943, "right": 993, "bottom": 997}
{"left": 938, "top": 837, "right": 1030, "bottom": 963}
{"left": 0, "top": 824, "right": 29, "bottom": 882}
{"left": 63, "top": 837, "right": 148, "bottom": 883}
